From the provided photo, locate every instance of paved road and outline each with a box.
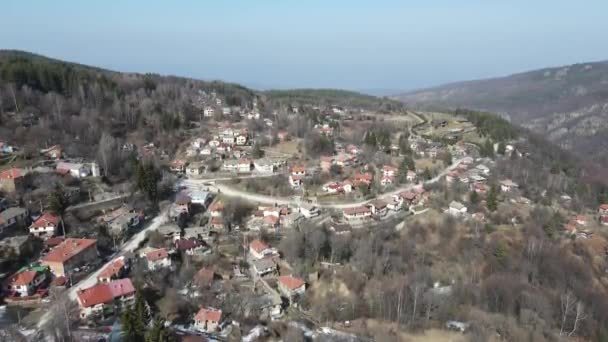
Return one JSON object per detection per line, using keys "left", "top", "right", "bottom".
{"left": 36, "top": 207, "right": 169, "bottom": 329}
{"left": 182, "top": 158, "right": 464, "bottom": 209}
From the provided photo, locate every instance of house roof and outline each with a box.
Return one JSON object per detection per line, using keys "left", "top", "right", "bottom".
{"left": 45, "top": 236, "right": 65, "bottom": 247}
{"left": 600, "top": 204, "right": 608, "bottom": 210}
{"left": 369, "top": 200, "right": 388, "bottom": 209}
{"left": 0, "top": 207, "right": 27, "bottom": 225}
{"left": 175, "top": 238, "right": 203, "bottom": 251}
{"left": 250, "top": 239, "right": 269, "bottom": 253}
{"left": 41, "top": 238, "right": 97, "bottom": 264}
{"left": 210, "top": 216, "right": 224, "bottom": 226}
{"left": 194, "top": 268, "right": 215, "bottom": 285}
{"left": 449, "top": 201, "right": 466, "bottom": 210}
{"left": 264, "top": 215, "right": 280, "bottom": 226}
{"left": 291, "top": 166, "right": 305, "bottom": 173}
{"left": 31, "top": 212, "right": 60, "bottom": 228}
{"left": 9, "top": 270, "right": 38, "bottom": 286}
{"left": 194, "top": 308, "right": 222, "bottom": 323}
{"left": 399, "top": 191, "right": 417, "bottom": 200}
{"left": 252, "top": 258, "right": 276, "bottom": 270}
{"left": 77, "top": 278, "right": 135, "bottom": 308}
{"left": 98, "top": 257, "right": 126, "bottom": 279}
{"left": 145, "top": 248, "right": 169, "bottom": 262}
{"left": 354, "top": 173, "right": 373, "bottom": 182}
{"left": 343, "top": 206, "right": 371, "bottom": 215}
{"left": 0, "top": 168, "right": 22, "bottom": 180}
{"left": 277, "top": 276, "right": 305, "bottom": 291}
{"left": 175, "top": 193, "right": 192, "bottom": 205}
{"left": 209, "top": 201, "right": 224, "bottom": 212}
{"left": 383, "top": 165, "right": 398, "bottom": 172}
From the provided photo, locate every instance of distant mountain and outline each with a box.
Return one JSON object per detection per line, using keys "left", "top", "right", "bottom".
{"left": 394, "top": 61, "right": 608, "bottom": 163}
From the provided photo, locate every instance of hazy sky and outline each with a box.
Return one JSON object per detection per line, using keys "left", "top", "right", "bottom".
{"left": 4, "top": 0, "right": 608, "bottom": 91}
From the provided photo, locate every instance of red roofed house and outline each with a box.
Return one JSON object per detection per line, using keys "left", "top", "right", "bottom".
{"left": 5, "top": 269, "right": 48, "bottom": 297}
{"left": 343, "top": 206, "right": 372, "bottom": 222}
{"left": 208, "top": 201, "right": 224, "bottom": 217}
{"left": 352, "top": 172, "right": 373, "bottom": 187}
{"left": 76, "top": 278, "right": 135, "bottom": 318}
{"left": 0, "top": 168, "right": 25, "bottom": 193}
{"left": 145, "top": 248, "right": 171, "bottom": 271}
{"left": 277, "top": 275, "right": 305, "bottom": 301}
{"left": 29, "top": 212, "right": 60, "bottom": 238}
{"left": 194, "top": 308, "right": 222, "bottom": 332}
{"left": 170, "top": 160, "right": 187, "bottom": 173}
{"left": 175, "top": 238, "right": 206, "bottom": 256}
{"left": 320, "top": 155, "right": 334, "bottom": 173}
{"left": 249, "top": 239, "right": 272, "bottom": 259}
{"left": 210, "top": 216, "right": 225, "bottom": 230}
{"left": 194, "top": 267, "right": 217, "bottom": 288}
{"left": 382, "top": 165, "right": 398, "bottom": 178}
{"left": 97, "top": 256, "right": 128, "bottom": 283}
{"left": 40, "top": 238, "right": 98, "bottom": 277}
{"left": 367, "top": 200, "right": 388, "bottom": 217}
{"left": 290, "top": 165, "right": 306, "bottom": 177}
{"left": 599, "top": 204, "right": 608, "bottom": 216}
{"left": 406, "top": 170, "right": 417, "bottom": 182}
{"left": 575, "top": 215, "right": 587, "bottom": 226}
{"left": 602, "top": 215, "right": 608, "bottom": 227}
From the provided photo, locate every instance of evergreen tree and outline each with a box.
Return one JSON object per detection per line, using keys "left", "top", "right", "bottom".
{"left": 48, "top": 183, "right": 69, "bottom": 236}
{"left": 487, "top": 184, "right": 498, "bottom": 212}
{"left": 470, "top": 190, "right": 479, "bottom": 205}
{"left": 422, "top": 167, "right": 432, "bottom": 180}
{"left": 496, "top": 141, "right": 506, "bottom": 155}
{"left": 146, "top": 318, "right": 176, "bottom": 342}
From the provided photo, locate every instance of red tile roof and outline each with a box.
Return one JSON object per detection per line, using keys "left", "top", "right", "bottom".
{"left": 249, "top": 239, "right": 269, "bottom": 253}
{"left": 383, "top": 165, "right": 398, "bottom": 172}
{"left": 195, "top": 308, "right": 222, "bottom": 323}
{"left": 277, "top": 276, "right": 305, "bottom": 291}
{"left": 41, "top": 238, "right": 97, "bottom": 264}
{"left": 31, "top": 212, "right": 60, "bottom": 228}
{"left": 0, "top": 168, "right": 22, "bottom": 180}
{"left": 600, "top": 204, "right": 608, "bottom": 210}
{"left": 264, "top": 215, "right": 279, "bottom": 226}
{"left": 209, "top": 201, "right": 224, "bottom": 212}
{"left": 9, "top": 270, "right": 38, "bottom": 286}
{"left": 175, "top": 238, "right": 203, "bottom": 251}
{"left": 77, "top": 278, "right": 135, "bottom": 308}
{"left": 343, "top": 206, "right": 371, "bottom": 216}
{"left": 291, "top": 166, "right": 305, "bottom": 173}
{"left": 146, "top": 248, "right": 169, "bottom": 262}
{"left": 98, "top": 257, "right": 126, "bottom": 279}
{"left": 45, "top": 236, "right": 65, "bottom": 247}
{"left": 194, "top": 268, "right": 215, "bottom": 286}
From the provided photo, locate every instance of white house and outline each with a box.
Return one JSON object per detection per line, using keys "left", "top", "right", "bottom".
{"left": 236, "top": 135, "right": 248, "bottom": 145}
{"left": 144, "top": 248, "right": 171, "bottom": 271}
{"left": 203, "top": 107, "right": 215, "bottom": 117}
{"left": 194, "top": 308, "right": 222, "bottom": 332}
{"left": 56, "top": 162, "right": 90, "bottom": 178}
{"left": 343, "top": 206, "right": 372, "bottom": 222}
{"left": 277, "top": 275, "right": 306, "bottom": 301}
{"left": 299, "top": 203, "right": 320, "bottom": 218}
{"left": 448, "top": 201, "right": 468, "bottom": 216}
{"left": 186, "top": 162, "right": 205, "bottom": 176}
{"left": 252, "top": 258, "right": 277, "bottom": 276}
{"left": 254, "top": 159, "right": 276, "bottom": 173}
{"left": 500, "top": 179, "right": 519, "bottom": 192}
{"left": 382, "top": 165, "right": 398, "bottom": 178}
{"left": 237, "top": 159, "right": 252, "bottom": 173}
{"left": 222, "top": 160, "right": 239, "bottom": 172}
{"left": 6, "top": 269, "right": 47, "bottom": 297}
{"left": 29, "top": 212, "right": 60, "bottom": 238}
{"left": 249, "top": 239, "right": 273, "bottom": 259}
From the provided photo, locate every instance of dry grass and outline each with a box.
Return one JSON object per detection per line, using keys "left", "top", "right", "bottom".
{"left": 345, "top": 319, "right": 469, "bottom": 342}
{"left": 415, "top": 158, "right": 443, "bottom": 172}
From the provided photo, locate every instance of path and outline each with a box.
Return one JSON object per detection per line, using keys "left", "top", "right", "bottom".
{"left": 182, "top": 158, "right": 464, "bottom": 209}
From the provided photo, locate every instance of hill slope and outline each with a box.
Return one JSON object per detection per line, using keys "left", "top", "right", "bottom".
{"left": 394, "top": 61, "right": 608, "bottom": 162}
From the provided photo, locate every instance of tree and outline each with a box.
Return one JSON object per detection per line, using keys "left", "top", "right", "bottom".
{"left": 133, "top": 159, "right": 161, "bottom": 204}
{"left": 496, "top": 141, "right": 506, "bottom": 155}
{"left": 398, "top": 133, "right": 412, "bottom": 156}
{"left": 469, "top": 190, "right": 479, "bottom": 205}
{"left": 486, "top": 184, "right": 498, "bottom": 212}
{"left": 422, "top": 167, "right": 432, "bottom": 180}
{"left": 121, "top": 307, "right": 144, "bottom": 342}
{"left": 251, "top": 143, "right": 264, "bottom": 158}
{"left": 441, "top": 151, "right": 453, "bottom": 166}
{"left": 98, "top": 132, "right": 118, "bottom": 176}
{"left": 146, "top": 318, "right": 176, "bottom": 342}
{"left": 48, "top": 183, "right": 69, "bottom": 236}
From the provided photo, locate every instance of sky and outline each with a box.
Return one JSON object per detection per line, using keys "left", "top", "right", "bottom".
{"left": 3, "top": 0, "right": 608, "bottom": 92}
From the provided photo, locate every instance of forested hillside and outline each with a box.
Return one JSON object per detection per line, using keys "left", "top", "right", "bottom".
{"left": 395, "top": 60, "right": 608, "bottom": 165}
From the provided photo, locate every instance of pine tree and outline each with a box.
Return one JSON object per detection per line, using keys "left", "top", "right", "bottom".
{"left": 470, "top": 190, "right": 479, "bottom": 204}
{"left": 487, "top": 184, "right": 498, "bottom": 212}
{"left": 48, "top": 183, "right": 69, "bottom": 235}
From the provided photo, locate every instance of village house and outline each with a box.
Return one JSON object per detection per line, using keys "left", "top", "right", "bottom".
{"left": 194, "top": 267, "right": 217, "bottom": 288}
{"left": 575, "top": 215, "right": 588, "bottom": 226}
{"left": 144, "top": 248, "right": 172, "bottom": 271}
{"left": 500, "top": 179, "right": 519, "bottom": 192}
{"left": 222, "top": 159, "right": 239, "bottom": 172}
{"left": 40, "top": 238, "right": 98, "bottom": 277}
{"left": 191, "top": 138, "right": 207, "bottom": 149}
{"left": 236, "top": 134, "right": 248, "bottom": 146}
{"left": 237, "top": 159, "right": 252, "bottom": 173}
{"left": 175, "top": 238, "right": 206, "bottom": 256}
{"left": 208, "top": 201, "right": 224, "bottom": 217}
{"left": 382, "top": 165, "right": 398, "bottom": 178}
{"left": 289, "top": 174, "right": 304, "bottom": 188}
{"left": 254, "top": 158, "right": 276, "bottom": 173}
{"left": 188, "top": 191, "right": 211, "bottom": 207}
{"left": 186, "top": 162, "right": 206, "bottom": 176}
{"left": 0, "top": 168, "right": 25, "bottom": 193}
{"left": 200, "top": 146, "right": 212, "bottom": 156}
{"left": 343, "top": 206, "right": 372, "bottom": 222}
{"left": 249, "top": 239, "right": 274, "bottom": 259}
{"left": 386, "top": 198, "right": 403, "bottom": 211}
{"left": 380, "top": 175, "right": 394, "bottom": 186}
{"left": 170, "top": 160, "right": 187, "bottom": 173}
{"left": 252, "top": 258, "right": 277, "bottom": 277}
{"left": 97, "top": 256, "right": 129, "bottom": 283}
{"left": 56, "top": 162, "right": 91, "bottom": 178}
{"left": 277, "top": 131, "right": 290, "bottom": 142}
{"left": 194, "top": 308, "right": 222, "bottom": 332}
{"left": 299, "top": 203, "right": 320, "bottom": 218}
{"left": 368, "top": 200, "right": 388, "bottom": 217}
{"left": 347, "top": 144, "right": 360, "bottom": 155}
{"left": 210, "top": 216, "right": 225, "bottom": 230}
{"left": 352, "top": 172, "right": 373, "bottom": 187}
{"left": 29, "top": 212, "right": 60, "bottom": 238}
{"left": 203, "top": 107, "right": 215, "bottom": 117}
{"left": 76, "top": 278, "right": 135, "bottom": 319}
{"left": 598, "top": 204, "right": 608, "bottom": 216}
{"left": 448, "top": 201, "right": 468, "bottom": 217}
{"left": 317, "top": 124, "right": 334, "bottom": 137}
{"left": 406, "top": 170, "right": 417, "bottom": 182}
{"left": 174, "top": 193, "right": 192, "bottom": 215}
{"left": 320, "top": 155, "right": 334, "bottom": 173}
{"left": 5, "top": 267, "right": 48, "bottom": 297}
{"left": 41, "top": 145, "right": 62, "bottom": 159}
{"left": 0, "top": 207, "right": 28, "bottom": 233}
{"left": 335, "top": 153, "right": 356, "bottom": 167}
{"left": 277, "top": 276, "right": 306, "bottom": 302}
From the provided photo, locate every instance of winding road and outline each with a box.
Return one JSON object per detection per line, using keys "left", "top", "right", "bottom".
{"left": 181, "top": 158, "right": 464, "bottom": 209}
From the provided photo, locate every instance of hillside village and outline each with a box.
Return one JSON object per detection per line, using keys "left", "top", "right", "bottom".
{"left": 1, "top": 54, "right": 608, "bottom": 341}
